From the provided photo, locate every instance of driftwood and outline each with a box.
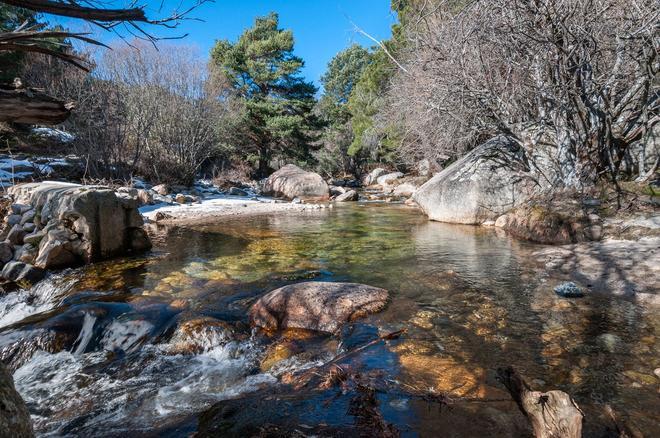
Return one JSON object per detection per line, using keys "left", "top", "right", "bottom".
{"left": 497, "top": 367, "right": 583, "bottom": 438}
{"left": 0, "top": 80, "right": 73, "bottom": 125}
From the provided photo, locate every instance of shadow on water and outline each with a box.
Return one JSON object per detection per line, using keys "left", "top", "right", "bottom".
{"left": 0, "top": 203, "right": 656, "bottom": 436}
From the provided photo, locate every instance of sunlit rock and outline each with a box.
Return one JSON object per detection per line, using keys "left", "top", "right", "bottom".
{"left": 249, "top": 281, "right": 389, "bottom": 334}
{"left": 263, "top": 164, "right": 329, "bottom": 201}
{"left": 413, "top": 136, "right": 544, "bottom": 224}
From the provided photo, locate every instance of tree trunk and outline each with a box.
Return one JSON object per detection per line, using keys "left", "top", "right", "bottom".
{"left": 0, "top": 82, "right": 73, "bottom": 125}
{"left": 497, "top": 367, "right": 583, "bottom": 438}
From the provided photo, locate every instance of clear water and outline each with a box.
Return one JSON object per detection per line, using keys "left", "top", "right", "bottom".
{"left": 0, "top": 204, "right": 657, "bottom": 436}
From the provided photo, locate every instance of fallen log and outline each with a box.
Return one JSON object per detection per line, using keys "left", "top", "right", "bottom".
{"left": 497, "top": 367, "right": 583, "bottom": 438}
{"left": 0, "top": 82, "right": 73, "bottom": 125}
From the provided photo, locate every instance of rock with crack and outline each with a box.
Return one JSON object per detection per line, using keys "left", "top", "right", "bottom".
{"left": 4, "top": 182, "right": 151, "bottom": 273}
{"left": 249, "top": 281, "right": 389, "bottom": 334}
{"left": 413, "top": 136, "right": 548, "bottom": 224}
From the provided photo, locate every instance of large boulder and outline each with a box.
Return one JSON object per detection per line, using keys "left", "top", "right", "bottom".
{"left": 249, "top": 281, "right": 389, "bottom": 334}
{"left": 413, "top": 136, "right": 543, "bottom": 224}
{"left": 0, "top": 362, "right": 33, "bottom": 437}
{"left": 263, "top": 165, "right": 329, "bottom": 201}
{"left": 7, "top": 182, "right": 151, "bottom": 268}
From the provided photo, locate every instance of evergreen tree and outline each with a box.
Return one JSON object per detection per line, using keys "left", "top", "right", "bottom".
{"left": 210, "top": 12, "right": 320, "bottom": 176}
{"left": 316, "top": 44, "right": 372, "bottom": 175}
{"left": 0, "top": 4, "right": 38, "bottom": 82}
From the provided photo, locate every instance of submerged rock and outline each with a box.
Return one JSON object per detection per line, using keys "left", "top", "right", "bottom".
{"left": 249, "top": 281, "right": 389, "bottom": 334}
{"left": 554, "top": 282, "right": 584, "bottom": 298}
{"left": 263, "top": 164, "right": 329, "bottom": 201}
{"left": 165, "top": 316, "right": 243, "bottom": 355}
{"left": 0, "top": 362, "right": 33, "bottom": 437}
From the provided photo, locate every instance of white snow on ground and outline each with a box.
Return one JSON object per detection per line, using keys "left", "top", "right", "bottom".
{"left": 0, "top": 156, "right": 78, "bottom": 190}
{"left": 140, "top": 194, "right": 327, "bottom": 225}
{"left": 31, "top": 127, "right": 75, "bottom": 143}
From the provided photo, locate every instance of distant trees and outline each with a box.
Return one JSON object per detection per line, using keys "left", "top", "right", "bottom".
{"left": 23, "top": 42, "right": 232, "bottom": 185}
{"left": 210, "top": 12, "right": 321, "bottom": 177}
{"left": 315, "top": 44, "right": 371, "bottom": 176}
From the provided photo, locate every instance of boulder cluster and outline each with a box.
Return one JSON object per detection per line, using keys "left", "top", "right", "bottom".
{"left": 0, "top": 182, "right": 151, "bottom": 285}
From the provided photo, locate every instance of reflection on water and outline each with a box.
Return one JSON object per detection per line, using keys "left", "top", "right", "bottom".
{"left": 0, "top": 204, "right": 657, "bottom": 436}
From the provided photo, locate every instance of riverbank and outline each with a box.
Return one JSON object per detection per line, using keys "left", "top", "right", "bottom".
{"left": 140, "top": 195, "right": 332, "bottom": 226}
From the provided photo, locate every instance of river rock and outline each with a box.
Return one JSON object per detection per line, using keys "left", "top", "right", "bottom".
{"left": 152, "top": 184, "right": 170, "bottom": 196}
{"left": 393, "top": 182, "right": 418, "bottom": 197}
{"left": 165, "top": 317, "right": 241, "bottom": 355}
{"left": 7, "top": 224, "right": 25, "bottom": 246}
{"left": 117, "top": 187, "right": 138, "bottom": 197}
{"left": 413, "top": 136, "right": 543, "bottom": 224}
{"left": 23, "top": 230, "right": 45, "bottom": 246}
{"left": 363, "top": 168, "right": 387, "bottom": 186}
{"left": 34, "top": 228, "right": 80, "bottom": 269}
{"left": 6, "top": 214, "right": 21, "bottom": 226}
{"left": 376, "top": 172, "right": 404, "bottom": 186}
{"left": 0, "top": 261, "right": 24, "bottom": 281}
{"left": 20, "top": 209, "right": 35, "bottom": 225}
{"left": 249, "top": 281, "right": 389, "bottom": 334}
{"left": 0, "top": 241, "right": 12, "bottom": 263}
{"left": 229, "top": 187, "right": 248, "bottom": 196}
{"left": 494, "top": 204, "right": 592, "bottom": 244}
{"left": 14, "top": 244, "right": 37, "bottom": 265}
{"left": 554, "top": 282, "right": 584, "bottom": 298}
{"left": 0, "top": 362, "right": 33, "bottom": 437}
{"left": 10, "top": 204, "right": 30, "bottom": 215}
{"left": 136, "top": 189, "right": 154, "bottom": 206}
{"left": 329, "top": 186, "right": 346, "bottom": 196}
{"left": 1, "top": 261, "right": 44, "bottom": 283}
{"left": 263, "top": 164, "right": 329, "bottom": 201}
{"left": 335, "top": 190, "right": 358, "bottom": 202}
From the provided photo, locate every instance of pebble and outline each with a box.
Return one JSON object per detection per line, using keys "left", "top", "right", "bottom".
{"left": 554, "top": 282, "right": 584, "bottom": 298}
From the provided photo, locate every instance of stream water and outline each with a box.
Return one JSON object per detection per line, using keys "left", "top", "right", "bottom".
{"left": 0, "top": 204, "right": 657, "bottom": 436}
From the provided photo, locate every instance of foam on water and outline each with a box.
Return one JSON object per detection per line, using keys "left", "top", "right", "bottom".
{"left": 11, "top": 329, "right": 294, "bottom": 435}
{"left": 0, "top": 275, "right": 76, "bottom": 328}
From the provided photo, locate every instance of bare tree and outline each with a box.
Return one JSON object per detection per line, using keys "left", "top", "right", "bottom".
{"left": 0, "top": 0, "right": 209, "bottom": 124}
{"left": 387, "top": 0, "right": 659, "bottom": 187}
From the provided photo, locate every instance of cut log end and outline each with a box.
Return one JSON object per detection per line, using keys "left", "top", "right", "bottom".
{"left": 497, "top": 366, "right": 583, "bottom": 438}
{"left": 0, "top": 84, "right": 73, "bottom": 125}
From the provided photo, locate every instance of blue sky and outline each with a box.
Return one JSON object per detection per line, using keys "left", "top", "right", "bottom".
{"left": 52, "top": 0, "right": 396, "bottom": 88}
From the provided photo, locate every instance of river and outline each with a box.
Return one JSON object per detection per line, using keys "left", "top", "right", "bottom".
{"left": 0, "top": 204, "right": 657, "bottom": 436}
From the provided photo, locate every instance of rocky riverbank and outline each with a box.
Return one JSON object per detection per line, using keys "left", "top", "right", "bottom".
{"left": 0, "top": 182, "right": 151, "bottom": 287}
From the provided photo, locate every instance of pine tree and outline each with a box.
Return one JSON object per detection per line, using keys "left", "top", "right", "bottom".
{"left": 210, "top": 12, "right": 320, "bottom": 176}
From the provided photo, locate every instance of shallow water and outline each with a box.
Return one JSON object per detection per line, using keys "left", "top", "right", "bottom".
{"left": 0, "top": 204, "right": 658, "bottom": 436}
